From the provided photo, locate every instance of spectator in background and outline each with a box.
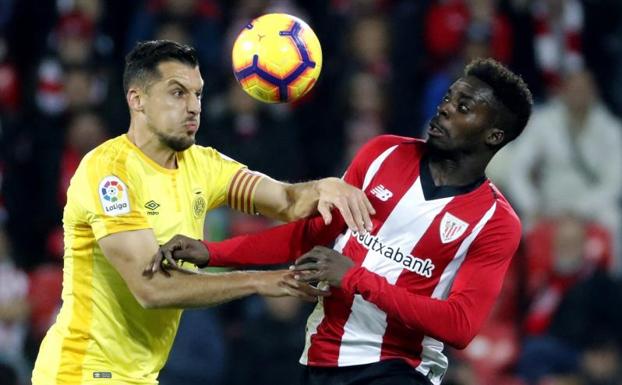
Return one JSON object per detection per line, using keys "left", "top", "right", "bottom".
{"left": 204, "top": 80, "right": 303, "bottom": 182}
{"left": 517, "top": 214, "right": 622, "bottom": 385}
{"left": 341, "top": 72, "right": 387, "bottom": 170}
{"left": 227, "top": 296, "right": 310, "bottom": 385}
{"left": 57, "top": 110, "right": 108, "bottom": 208}
{"left": 507, "top": 70, "right": 622, "bottom": 270}
{"left": 0, "top": 225, "right": 30, "bottom": 385}
{"left": 421, "top": 0, "right": 513, "bottom": 125}
{"left": 126, "top": 0, "right": 223, "bottom": 91}
{"left": 0, "top": 36, "right": 20, "bottom": 114}
{"left": 532, "top": 0, "right": 584, "bottom": 92}
{"left": 158, "top": 308, "right": 227, "bottom": 385}
{"left": 43, "top": 110, "right": 109, "bottom": 259}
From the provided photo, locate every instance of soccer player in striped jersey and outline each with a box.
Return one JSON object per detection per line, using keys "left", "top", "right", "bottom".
{"left": 149, "top": 58, "right": 533, "bottom": 385}
{"left": 31, "top": 40, "right": 375, "bottom": 385}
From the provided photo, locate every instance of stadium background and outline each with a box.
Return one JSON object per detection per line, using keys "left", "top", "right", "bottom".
{"left": 1, "top": 0, "right": 622, "bottom": 384}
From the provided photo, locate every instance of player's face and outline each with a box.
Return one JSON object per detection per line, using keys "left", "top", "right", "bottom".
{"left": 427, "top": 76, "right": 497, "bottom": 154}
{"left": 143, "top": 61, "right": 203, "bottom": 151}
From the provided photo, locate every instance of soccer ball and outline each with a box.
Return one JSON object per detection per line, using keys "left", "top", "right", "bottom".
{"left": 232, "top": 13, "right": 322, "bottom": 103}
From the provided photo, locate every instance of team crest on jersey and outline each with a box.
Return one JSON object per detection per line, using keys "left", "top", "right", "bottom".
{"left": 440, "top": 212, "right": 469, "bottom": 244}
{"left": 99, "top": 176, "right": 130, "bottom": 216}
{"left": 192, "top": 189, "right": 206, "bottom": 218}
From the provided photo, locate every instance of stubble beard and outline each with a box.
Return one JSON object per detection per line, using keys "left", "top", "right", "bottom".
{"left": 157, "top": 132, "right": 195, "bottom": 152}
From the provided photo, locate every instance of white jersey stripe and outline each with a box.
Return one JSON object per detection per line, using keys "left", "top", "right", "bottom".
{"left": 362, "top": 145, "right": 398, "bottom": 191}
{"left": 416, "top": 202, "right": 498, "bottom": 384}
{"left": 300, "top": 229, "right": 351, "bottom": 364}
{"left": 301, "top": 146, "right": 396, "bottom": 365}
{"left": 299, "top": 301, "right": 326, "bottom": 365}
{"left": 338, "top": 178, "right": 453, "bottom": 365}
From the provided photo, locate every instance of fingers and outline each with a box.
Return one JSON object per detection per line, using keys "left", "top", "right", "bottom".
{"left": 291, "top": 262, "right": 320, "bottom": 272}
{"left": 363, "top": 193, "right": 376, "bottom": 215}
{"left": 293, "top": 270, "right": 323, "bottom": 283}
{"left": 333, "top": 196, "right": 358, "bottom": 232}
{"left": 281, "top": 275, "right": 330, "bottom": 301}
{"left": 359, "top": 193, "right": 375, "bottom": 232}
{"left": 317, "top": 202, "right": 333, "bottom": 225}
{"left": 144, "top": 250, "right": 165, "bottom": 276}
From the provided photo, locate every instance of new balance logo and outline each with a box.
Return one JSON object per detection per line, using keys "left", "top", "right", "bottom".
{"left": 370, "top": 184, "right": 393, "bottom": 201}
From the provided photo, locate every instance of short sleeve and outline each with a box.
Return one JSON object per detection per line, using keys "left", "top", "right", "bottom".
{"left": 198, "top": 147, "right": 246, "bottom": 210}
{"left": 68, "top": 151, "right": 151, "bottom": 240}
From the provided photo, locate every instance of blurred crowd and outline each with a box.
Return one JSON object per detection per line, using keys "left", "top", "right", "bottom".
{"left": 1, "top": 0, "right": 622, "bottom": 384}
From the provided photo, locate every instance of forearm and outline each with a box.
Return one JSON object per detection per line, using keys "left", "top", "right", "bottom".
{"left": 342, "top": 267, "right": 499, "bottom": 349}
{"left": 207, "top": 214, "right": 343, "bottom": 267}
{"left": 136, "top": 269, "right": 265, "bottom": 309}
{"left": 282, "top": 179, "right": 326, "bottom": 221}
{"left": 255, "top": 180, "right": 320, "bottom": 222}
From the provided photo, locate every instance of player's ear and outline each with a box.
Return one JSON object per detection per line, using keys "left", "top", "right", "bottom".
{"left": 127, "top": 88, "right": 145, "bottom": 112}
{"left": 486, "top": 127, "right": 505, "bottom": 146}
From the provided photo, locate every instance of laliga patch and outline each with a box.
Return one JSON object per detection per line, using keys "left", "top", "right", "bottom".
{"left": 440, "top": 212, "right": 469, "bottom": 244}
{"left": 99, "top": 176, "right": 130, "bottom": 216}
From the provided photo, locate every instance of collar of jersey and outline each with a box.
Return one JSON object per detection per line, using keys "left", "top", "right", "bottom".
{"left": 122, "top": 134, "right": 181, "bottom": 175}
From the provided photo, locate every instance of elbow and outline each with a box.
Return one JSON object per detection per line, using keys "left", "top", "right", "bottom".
{"left": 438, "top": 304, "right": 478, "bottom": 350}
{"left": 130, "top": 282, "right": 167, "bottom": 309}
{"left": 447, "top": 334, "right": 475, "bottom": 350}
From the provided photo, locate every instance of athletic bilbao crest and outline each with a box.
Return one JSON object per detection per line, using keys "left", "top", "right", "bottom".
{"left": 440, "top": 212, "right": 469, "bottom": 244}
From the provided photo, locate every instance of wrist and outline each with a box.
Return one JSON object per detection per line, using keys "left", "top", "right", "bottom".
{"left": 341, "top": 266, "right": 362, "bottom": 295}
{"left": 200, "top": 241, "right": 214, "bottom": 267}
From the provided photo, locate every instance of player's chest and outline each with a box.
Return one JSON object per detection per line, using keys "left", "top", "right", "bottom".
{"left": 352, "top": 180, "right": 488, "bottom": 279}
{"left": 134, "top": 172, "right": 208, "bottom": 237}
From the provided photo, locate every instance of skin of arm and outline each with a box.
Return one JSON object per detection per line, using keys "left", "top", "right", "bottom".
{"left": 252, "top": 176, "right": 374, "bottom": 232}
{"left": 99, "top": 229, "right": 322, "bottom": 309}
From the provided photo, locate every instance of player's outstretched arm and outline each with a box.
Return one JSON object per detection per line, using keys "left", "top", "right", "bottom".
{"left": 251, "top": 174, "right": 375, "bottom": 232}
{"left": 145, "top": 210, "right": 346, "bottom": 274}
{"left": 99, "top": 229, "right": 328, "bottom": 309}
{"left": 293, "top": 231, "right": 519, "bottom": 349}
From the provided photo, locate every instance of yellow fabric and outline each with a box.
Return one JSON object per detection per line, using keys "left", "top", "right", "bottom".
{"left": 32, "top": 135, "right": 244, "bottom": 385}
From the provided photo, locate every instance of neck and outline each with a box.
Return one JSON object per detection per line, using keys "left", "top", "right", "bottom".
{"left": 427, "top": 150, "right": 489, "bottom": 187}
{"left": 127, "top": 123, "right": 177, "bottom": 169}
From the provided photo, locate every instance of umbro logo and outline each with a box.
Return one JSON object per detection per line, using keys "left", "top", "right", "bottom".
{"left": 370, "top": 184, "right": 393, "bottom": 201}
{"left": 144, "top": 200, "right": 160, "bottom": 215}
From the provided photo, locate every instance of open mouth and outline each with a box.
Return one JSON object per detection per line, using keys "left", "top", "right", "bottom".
{"left": 427, "top": 120, "right": 446, "bottom": 137}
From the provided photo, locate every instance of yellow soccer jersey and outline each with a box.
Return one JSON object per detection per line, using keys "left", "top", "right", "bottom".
{"left": 32, "top": 135, "right": 245, "bottom": 385}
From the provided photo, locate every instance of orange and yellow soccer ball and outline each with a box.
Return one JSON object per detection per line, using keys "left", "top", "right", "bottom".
{"left": 232, "top": 13, "right": 323, "bottom": 103}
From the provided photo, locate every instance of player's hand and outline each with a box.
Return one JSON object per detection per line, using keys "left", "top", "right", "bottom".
{"left": 256, "top": 270, "right": 330, "bottom": 302}
{"left": 291, "top": 246, "right": 355, "bottom": 287}
{"left": 316, "top": 177, "right": 375, "bottom": 233}
{"left": 144, "top": 234, "right": 210, "bottom": 276}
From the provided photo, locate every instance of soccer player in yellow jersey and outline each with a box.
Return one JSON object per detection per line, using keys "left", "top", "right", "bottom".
{"left": 31, "top": 40, "right": 374, "bottom": 385}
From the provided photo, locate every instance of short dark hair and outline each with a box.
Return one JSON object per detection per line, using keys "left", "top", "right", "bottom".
{"left": 464, "top": 58, "right": 533, "bottom": 145}
{"left": 123, "top": 40, "right": 199, "bottom": 93}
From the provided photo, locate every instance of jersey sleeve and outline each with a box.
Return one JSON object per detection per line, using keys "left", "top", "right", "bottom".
{"left": 207, "top": 210, "right": 345, "bottom": 266}
{"left": 342, "top": 135, "right": 415, "bottom": 188}
{"left": 69, "top": 151, "right": 150, "bottom": 241}
{"left": 206, "top": 135, "right": 410, "bottom": 266}
{"left": 198, "top": 148, "right": 246, "bottom": 211}
{"left": 341, "top": 205, "right": 521, "bottom": 349}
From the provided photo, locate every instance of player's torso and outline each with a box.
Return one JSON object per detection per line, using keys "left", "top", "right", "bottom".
{"left": 341, "top": 143, "right": 496, "bottom": 292}
{"left": 33, "top": 140, "right": 218, "bottom": 385}
{"left": 126, "top": 149, "right": 209, "bottom": 243}
{"left": 303, "top": 141, "right": 500, "bottom": 375}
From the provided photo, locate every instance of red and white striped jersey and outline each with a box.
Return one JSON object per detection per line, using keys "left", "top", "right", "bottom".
{"left": 208, "top": 135, "right": 522, "bottom": 385}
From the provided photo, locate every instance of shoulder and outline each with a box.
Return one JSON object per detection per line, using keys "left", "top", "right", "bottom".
{"left": 484, "top": 181, "right": 522, "bottom": 236}
{"left": 183, "top": 144, "right": 241, "bottom": 164}
{"left": 361, "top": 135, "right": 419, "bottom": 151}
{"left": 80, "top": 135, "right": 133, "bottom": 174}
{"left": 354, "top": 135, "right": 421, "bottom": 161}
